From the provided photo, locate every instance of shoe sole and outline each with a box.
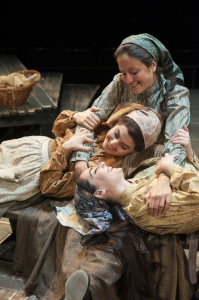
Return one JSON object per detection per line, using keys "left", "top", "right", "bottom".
{"left": 65, "top": 270, "right": 89, "bottom": 300}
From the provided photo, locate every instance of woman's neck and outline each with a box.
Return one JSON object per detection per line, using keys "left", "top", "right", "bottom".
{"left": 142, "top": 74, "right": 158, "bottom": 95}
{"left": 152, "top": 73, "right": 157, "bottom": 86}
{"left": 109, "top": 179, "right": 131, "bottom": 202}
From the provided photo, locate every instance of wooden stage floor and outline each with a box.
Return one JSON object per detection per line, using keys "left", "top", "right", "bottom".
{"left": 0, "top": 218, "right": 38, "bottom": 300}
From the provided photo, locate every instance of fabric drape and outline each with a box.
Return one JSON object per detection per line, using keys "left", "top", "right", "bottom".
{"left": 13, "top": 198, "right": 194, "bottom": 300}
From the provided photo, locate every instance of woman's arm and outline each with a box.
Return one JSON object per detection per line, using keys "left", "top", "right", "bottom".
{"left": 144, "top": 175, "right": 171, "bottom": 217}
{"left": 144, "top": 154, "right": 179, "bottom": 217}
{"left": 187, "top": 151, "right": 199, "bottom": 171}
{"left": 72, "top": 73, "right": 124, "bottom": 165}
{"left": 170, "top": 125, "right": 193, "bottom": 159}
{"left": 52, "top": 110, "right": 78, "bottom": 137}
{"left": 39, "top": 129, "right": 92, "bottom": 198}
{"left": 162, "top": 85, "right": 190, "bottom": 167}
{"left": 144, "top": 86, "right": 190, "bottom": 217}
{"left": 156, "top": 156, "right": 199, "bottom": 194}
{"left": 170, "top": 125, "right": 199, "bottom": 170}
{"left": 155, "top": 153, "right": 179, "bottom": 175}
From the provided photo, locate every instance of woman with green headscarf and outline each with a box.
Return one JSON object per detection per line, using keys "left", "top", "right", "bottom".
{"left": 72, "top": 33, "right": 190, "bottom": 218}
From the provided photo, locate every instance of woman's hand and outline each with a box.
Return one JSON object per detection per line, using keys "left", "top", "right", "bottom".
{"left": 144, "top": 175, "right": 172, "bottom": 217}
{"left": 62, "top": 128, "right": 93, "bottom": 151}
{"left": 145, "top": 153, "right": 179, "bottom": 217}
{"left": 170, "top": 125, "right": 193, "bottom": 159}
{"left": 72, "top": 107, "right": 101, "bottom": 130}
{"left": 155, "top": 153, "right": 179, "bottom": 175}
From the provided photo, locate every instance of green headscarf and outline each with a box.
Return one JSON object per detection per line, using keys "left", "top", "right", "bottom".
{"left": 121, "top": 33, "right": 184, "bottom": 101}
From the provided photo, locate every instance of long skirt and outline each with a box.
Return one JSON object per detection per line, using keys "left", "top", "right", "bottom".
{"left": 0, "top": 136, "right": 50, "bottom": 203}
{"left": 13, "top": 199, "right": 194, "bottom": 300}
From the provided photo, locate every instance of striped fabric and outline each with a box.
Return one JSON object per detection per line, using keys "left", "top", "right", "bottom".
{"left": 72, "top": 75, "right": 190, "bottom": 167}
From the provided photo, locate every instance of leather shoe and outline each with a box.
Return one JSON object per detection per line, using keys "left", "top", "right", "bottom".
{"left": 65, "top": 270, "right": 91, "bottom": 300}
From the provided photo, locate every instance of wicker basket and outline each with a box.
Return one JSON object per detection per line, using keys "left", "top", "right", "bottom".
{"left": 0, "top": 70, "right": 40, "bottom": 107}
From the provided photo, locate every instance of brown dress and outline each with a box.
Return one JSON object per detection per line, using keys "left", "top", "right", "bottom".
{"left": 39, "top": 110, "right": 123, "bottom": 198}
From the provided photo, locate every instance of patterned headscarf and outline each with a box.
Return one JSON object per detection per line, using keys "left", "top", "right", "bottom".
{"left": 106, "top": 103, "right": 162, "bottom": 149}
{"left": 126, "top": 107, "right": 162, "bottom": 149}
{"left": 120, "top": 33, "right": 184, "bottom": 103}
{"left": 74, "top": 185, "right": 148, "bottom": 254}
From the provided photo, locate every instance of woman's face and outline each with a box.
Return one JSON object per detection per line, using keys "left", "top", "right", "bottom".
{"left": 117, "top": 54, "right": 157, "bottom": 94}
{"left": 103, "top": 124, "right": 135, "bottom": 156}
{"left": 80, "top": 162, "right": 124, "bottom": 198}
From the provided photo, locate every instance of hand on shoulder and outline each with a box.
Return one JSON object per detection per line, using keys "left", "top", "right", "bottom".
{"left": 72, "top": 107, "right": 101, "bottom": 130}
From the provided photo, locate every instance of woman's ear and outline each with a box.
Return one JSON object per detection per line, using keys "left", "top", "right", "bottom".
{"left": 151, "top": 59, "right": 157, "bottom": 72}
{"left": 93, "top": 189, "right": 106, "bottom": 199}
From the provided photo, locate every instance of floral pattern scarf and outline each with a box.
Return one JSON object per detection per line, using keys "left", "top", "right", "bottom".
{"left": 74, "top": 185, "right": 148, "bottom": 254}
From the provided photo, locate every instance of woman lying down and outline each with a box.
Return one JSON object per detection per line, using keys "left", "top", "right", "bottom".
{"left": 0, "top": 103, "right": 161, "bottom": 205}
{"left": 76, "top": 125, "right": 199, "bottom": 235}
{"left": 60, "top": 126, "right": 196, "bottom": 300}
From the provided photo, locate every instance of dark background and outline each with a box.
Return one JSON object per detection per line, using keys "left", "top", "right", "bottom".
{"left": 1, "top": 0, "right": 199, "bottom": 89}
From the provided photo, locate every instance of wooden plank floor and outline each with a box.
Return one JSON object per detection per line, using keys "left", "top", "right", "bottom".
{"left": 0, "top": 218, "right": 11, "bottom": 244}
{"left": 0, "top": 218, "right": 35, "bottom": 300}
{"left": 0, "top": 289, "right": 27, "bottom": 300}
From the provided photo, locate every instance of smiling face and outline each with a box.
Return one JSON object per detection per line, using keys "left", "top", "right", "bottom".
{"left": 79, "top": 161, "right": 125, "bottom": 201}
{"left": 103, "top": 124, "right": 136, "bottom": 156}
{"left": 117, "top": 54, "right": 157, "bottom": 94}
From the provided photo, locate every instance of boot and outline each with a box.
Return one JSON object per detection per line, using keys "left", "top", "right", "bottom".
{"left": 65, "top": 270, "right": 91, "bottom": 300}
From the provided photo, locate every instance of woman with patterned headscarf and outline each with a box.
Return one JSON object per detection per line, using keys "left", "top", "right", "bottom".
{"left": 72, "top": 33, "right": 190, "bottom": 217}
{"left": 39, "top": 104, "right": 161, "bottom": 198}
{"left": 0, "top": 102, "right": 162, "bottom": 210}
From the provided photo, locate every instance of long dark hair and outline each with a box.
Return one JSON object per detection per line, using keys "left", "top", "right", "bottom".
{"left": 114, "top": 43, "right": 178, "bottom": 131}
{"left": 82, "top": 206, "right": 162, "bottom": 300}
{"left": 76, "top": 159, "right": 162, "bottom": 299}
{"left": 114, "top": 44, "right": 154, "bottom": 68}
{"left": 126, "top": 161, "right": 157, "bottom": 180}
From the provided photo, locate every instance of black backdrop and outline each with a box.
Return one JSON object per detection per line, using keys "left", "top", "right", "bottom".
{"left": 1, "top": 0, "right": 199, "bottom": 88}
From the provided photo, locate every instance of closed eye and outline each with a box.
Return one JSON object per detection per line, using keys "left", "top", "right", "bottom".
{"left": 121, "top": 145, "right": 127, "bottom": 150}
{"left": 115, "top": 128, "right": 120, "bottom": 139}
{"left": 95, "top": 168, "right": 97, "bottom": 174}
